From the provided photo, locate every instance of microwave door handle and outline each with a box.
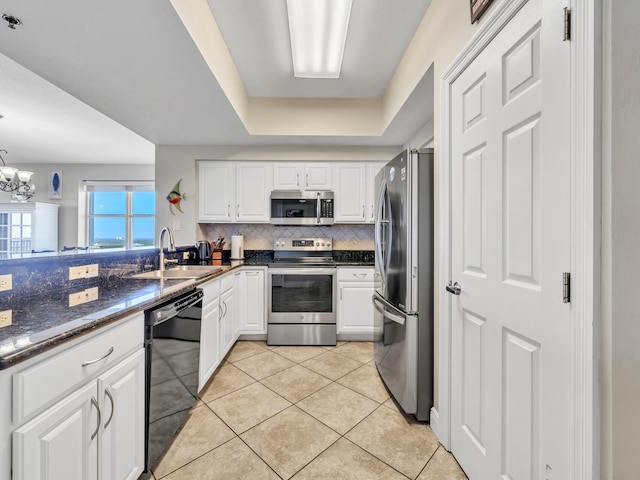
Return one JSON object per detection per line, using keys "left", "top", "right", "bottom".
{"left": 316, "top": 191, "right": 321, "bottom": 224}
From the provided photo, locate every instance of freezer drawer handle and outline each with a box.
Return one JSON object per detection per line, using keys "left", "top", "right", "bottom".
{"left": 446, "top": 281, "right": 462, "bottom": 295}
{"left": 372, "top": 296, "right": 405, "bottom": 325}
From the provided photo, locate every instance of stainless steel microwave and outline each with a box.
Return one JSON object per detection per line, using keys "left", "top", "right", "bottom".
{"left": 270, "top": 190, "right": 334, "bottom": 225}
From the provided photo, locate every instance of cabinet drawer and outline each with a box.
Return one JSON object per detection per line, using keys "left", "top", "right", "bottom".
{"left": 13, "top": 313, "right": 143, "bottom": 423}
{"left": 337, "top": 267, "right": 374, "bottom": 282}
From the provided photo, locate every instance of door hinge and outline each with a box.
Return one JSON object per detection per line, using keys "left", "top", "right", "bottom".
{"left": 563, "top": 272, "right": 571, "bottom": 303}
{"left": 563, "top": 7, "right": 571, "bottom": 41}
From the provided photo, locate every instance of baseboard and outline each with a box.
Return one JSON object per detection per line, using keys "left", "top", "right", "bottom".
{"left": 237, "top": 334, "right": 267, "bottom": 341}
{"left": 336, "top": 333, "right": 375, "bottom": 342}
{"left": 430, "top": 407, "right": 440, "bottom": 440}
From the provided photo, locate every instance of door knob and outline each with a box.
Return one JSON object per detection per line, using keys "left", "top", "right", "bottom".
{"left": 446, "top": 281, "right": 462, "bottom": 295}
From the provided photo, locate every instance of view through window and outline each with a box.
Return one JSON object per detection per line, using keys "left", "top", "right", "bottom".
{"left": 85, "top": 182, "right": 155, "bottom": 248}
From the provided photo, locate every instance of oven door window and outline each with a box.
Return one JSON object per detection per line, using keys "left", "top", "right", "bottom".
{"left": 271, "top": 273, "right": 333, "bottom": 312}
{"left": 271, "top": 198, "right": 317, "bottom": 219}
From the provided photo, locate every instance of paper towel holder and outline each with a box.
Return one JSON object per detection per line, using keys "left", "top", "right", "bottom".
{"left": 230, "top": 233, "right": 244, "bottom": 260}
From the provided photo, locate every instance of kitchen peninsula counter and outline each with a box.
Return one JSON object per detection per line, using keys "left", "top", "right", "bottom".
{"left": 0, "top": 265, "right": 238, "bottom": 370}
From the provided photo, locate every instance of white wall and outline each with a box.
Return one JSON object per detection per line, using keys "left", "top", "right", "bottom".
{"left": 602, "top": 0, "right": 640, "bottom": 477}
{"left": 10, "top": 163, "right": 154, "bottom": 249}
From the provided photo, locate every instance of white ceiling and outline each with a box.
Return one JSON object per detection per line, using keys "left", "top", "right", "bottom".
{"left": 0, "top": 0, "right": 434, "bottom": 165}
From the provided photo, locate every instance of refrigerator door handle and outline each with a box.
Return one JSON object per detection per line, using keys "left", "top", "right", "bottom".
{"left": 372, "top": 295, "right": 406, "bottom": 325}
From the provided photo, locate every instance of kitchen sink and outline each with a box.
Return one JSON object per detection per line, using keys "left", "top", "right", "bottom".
{"left": 130, "top": 265, "right": 223, "bottom": 280}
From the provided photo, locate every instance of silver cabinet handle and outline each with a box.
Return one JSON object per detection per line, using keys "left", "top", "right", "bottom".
{"left": 362, "top": 205, "right": 365, "bottom": 217}
{"left": 104, "top": 388, "right": 115, "bottom": 429}
{"left": 297, "top": 173, "right": 300, "bottom": 187}
{"left": 446, "top": 281, "right": 462, "bottom": 295}
{"left": 353, "top": 273, "right": 367, "bottom": 278}
{"left": 82, "top": 347, "right": 114, "bottom": 367}
{"left": 306, "top": 173, "right": 309, "bottom": 187}
{"left": 247, "top": 272, "right": 260, "bottom": 276}
{"left": 91, "top": 397, "right": 101, "bottom": 440}
{"left": 222, "top": 301, "right": 228, "bottom": 317}
{"left": 237, "top": 204, "right": 240, "bottom": 218}
{"left": 227, "top": 204, "right": 231, "bottom": 217}
{"left": 371, "top": 204, "right": 374, "bottom": 220}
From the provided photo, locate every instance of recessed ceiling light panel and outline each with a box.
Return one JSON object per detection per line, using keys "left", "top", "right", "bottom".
{"left": 286, "top": 0, "right": 353, "bottom": 79}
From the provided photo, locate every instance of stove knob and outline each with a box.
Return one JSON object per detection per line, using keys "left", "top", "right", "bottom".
{"left": 321, "top": 242, "right": 325, "bottom": 247}
{"left": 316, "top": 242, "right": 320, "bottom": 247}
{"left": 276, "top": 242, "right": 281, "bottom": 247}
{"left": 327, "top": 242, "right": 331, "bottom": 247}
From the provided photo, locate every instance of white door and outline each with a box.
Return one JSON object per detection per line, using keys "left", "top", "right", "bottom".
{"left": 98, "top": 350, "right": 145, "bottom": 480}
{"left": 235, "top": 162, "right": 273, "bottom": 222}
{"left": 333, "top": 163, "right": 366, "bottom": 223}
{"left": 197, "top": 162, "right": 235, "bottom": 222}
{"left": 449, "top": 0, "right": 571, "bottom": 479}
{"left": 13, "top": 382, "right": 99, "bottom": 480}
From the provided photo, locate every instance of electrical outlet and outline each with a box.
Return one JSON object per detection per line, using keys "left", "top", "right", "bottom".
{"left": 172, "top": 220, "right": 182, "bottom": 231}
{"left": 69, "top": 266, "right": 86, "bottom": 280}
{"left": 0, "top": 274, "right": 12, "bottom": 292}
{"left": 68, "top": 287, "right": 100, "bottom": 307}
{"left": 85, "top": 264, "right": 99, "bottom": 278}
{"left": 69, "top": 264, "right": 99, "bottom": 280}
{"left": 182, "top": 252, "right": 190, "bottom": 260}
{"left": 0, "top": 310, "right": 11, "bottom": 328}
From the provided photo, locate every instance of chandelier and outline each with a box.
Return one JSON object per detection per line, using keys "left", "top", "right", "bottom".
{"left": 0, "top": 150, "right": 35, "bottom": 201}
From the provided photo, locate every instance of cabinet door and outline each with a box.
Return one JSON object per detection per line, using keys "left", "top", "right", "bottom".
{"left": 366, "top": 162, "right": 386, "bottom": 223}
{"left": 304, "top": 163, "right": 333, "bottom": 190}
{"left": 236, "top": 162, "right": 273, "bottom": 222}
{"left": 200, "top": 279, "right": 220, "bottom": 390}
{"left": 240, "top": 269, "right": 266, "bottom": 333}
{"left": 13, "top": 381, "right": 99, "bottom": 480}
{"left": 98, "top": 349, "right": 145, "bottom": 480}
{"left": 273, "top": 163, "right": 303, "bottom": 190}
{"left": 337, "top": 282, "right": 375, "bottom": 339}
{"left": 197, "top": 162, "right": 235, "bottom": 222}
{"left": 219, "top": 287, "right": 236, "bottom": 358}
{"left": 333, "top": 163, "right": 366, "bottom": 223}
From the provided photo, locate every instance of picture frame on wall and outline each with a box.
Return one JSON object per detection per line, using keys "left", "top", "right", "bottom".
{"left": 470, "top": 0, "right": 494, "bottom": 23}
{"left": 49, "top": 170, "right": 62, "bottom": 199}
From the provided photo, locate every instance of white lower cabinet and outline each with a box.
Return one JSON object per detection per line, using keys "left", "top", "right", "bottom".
{"left": 12, "top": 348, "right": 145, "bottom": 480}
{"left": 199, "top": 278, "right": 221, "bottom": 390}
{"left": 219, "top": 284, "right": 236, "bottom": 359}
{"left": 337, "top": 267, "right": 375, "bottom": 340}
{"left": 235, "top": 268, "right": 267, "bottom": 334}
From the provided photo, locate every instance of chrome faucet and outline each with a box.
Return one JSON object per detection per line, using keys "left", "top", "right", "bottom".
{"left": 159, "top": 227, "right": 177, "bottom": 272}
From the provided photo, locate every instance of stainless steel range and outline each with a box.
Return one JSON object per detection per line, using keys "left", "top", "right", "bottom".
{"left": 267, "top": 237, "right": 337, "bottom": 346}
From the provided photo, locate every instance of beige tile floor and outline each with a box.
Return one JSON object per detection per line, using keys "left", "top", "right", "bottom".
{"left": 144, "top": 341, "right": 468, "bottom": 480}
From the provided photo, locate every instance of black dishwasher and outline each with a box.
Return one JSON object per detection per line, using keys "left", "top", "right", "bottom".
{"left": 143, "top": 288, "right": 203, "bottom": 473}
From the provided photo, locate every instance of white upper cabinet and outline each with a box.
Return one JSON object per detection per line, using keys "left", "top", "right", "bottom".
{"left": 304, "top": 163, "right": 332, "bottom": 190}
{"left": 366, "top": 162, "right": 387, "bottom": 223}
{"left": 235, "top": 162, "right": 273, "bottom": 222}
{"left": 333, "top": 163, "right": 367, "bottom": 223}
{"left": 198, "top": 161, "right": 272, "bottom": 223}
{"left": 273, "top": 163, "right": 333, "bottom": 191}
{"left": 198, "top": 162, "right": 235, "bottom": 222}
{"left": 272, "top": 163, "right": 302, "bottom": 190}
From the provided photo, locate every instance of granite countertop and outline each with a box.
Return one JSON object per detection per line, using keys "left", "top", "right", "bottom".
{"left": 0, "top": 265, "right": 242, "bottom": 370}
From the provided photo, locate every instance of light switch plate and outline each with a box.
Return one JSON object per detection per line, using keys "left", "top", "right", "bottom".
{"left": 86, "top": 264, "right": 99, "bottom": 278}
{"left": 0, "top": 274, "right": 12, "bottom": 292}
{"left": 0, "top": 310, "right": 12, "bottom": 328}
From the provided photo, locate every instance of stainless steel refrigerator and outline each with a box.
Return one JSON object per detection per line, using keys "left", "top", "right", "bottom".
{"left": 373, "top": 148, "right": 433, "bottom": 422}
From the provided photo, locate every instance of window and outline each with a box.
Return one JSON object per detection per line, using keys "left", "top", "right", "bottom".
{"left": 82, "top": 181, "right": 155, "bottom": 249}
{"left": 0, "top": 211, "right": 32, "bottom": 256}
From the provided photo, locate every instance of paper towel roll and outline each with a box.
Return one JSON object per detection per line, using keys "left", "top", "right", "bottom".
{"left": 231, "top": 235, "right": 244, "bottom": 259}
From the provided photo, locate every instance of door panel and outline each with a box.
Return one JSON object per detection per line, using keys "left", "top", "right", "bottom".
{"left": 450, "top": 0, "right": 571, "bottom": 478}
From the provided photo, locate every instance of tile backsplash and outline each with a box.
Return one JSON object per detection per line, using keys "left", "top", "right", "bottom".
{"left": 197, "top": 224, "right": 374, "bottom": 250}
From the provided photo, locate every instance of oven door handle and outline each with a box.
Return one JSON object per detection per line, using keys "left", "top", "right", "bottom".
{"left": 269, "top": 267, "right": 336, "bottom": 276}
{"left": 372, "top": 295, "right": 406, "bottom": 325}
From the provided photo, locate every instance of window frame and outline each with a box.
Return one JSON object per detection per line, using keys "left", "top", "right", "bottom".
{"left": 80, "top": 180, "right": 155, "bottom": 249}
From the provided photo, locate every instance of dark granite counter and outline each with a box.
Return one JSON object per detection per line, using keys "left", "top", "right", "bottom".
{"left": 0, "top": 261, "right": 240, "bottom": 370}
{"left": 0, "top": 248, "right": 370, "bottom": 370}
